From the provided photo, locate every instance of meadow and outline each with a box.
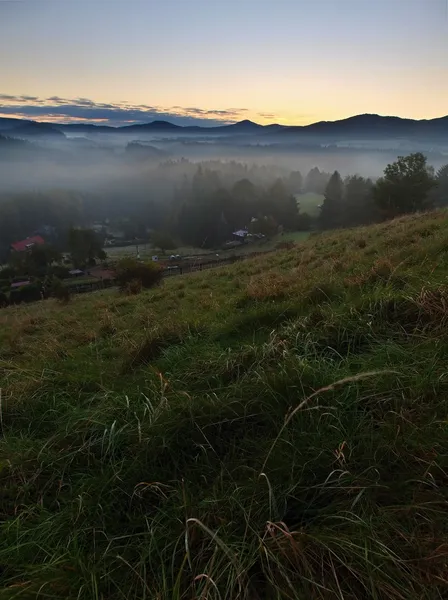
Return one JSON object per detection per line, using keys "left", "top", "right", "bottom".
{"left": 295, "top": 192, "right": 324, "bottom": 217}
{"left": 0, "top": 210, "right": 447, "bottom": 599}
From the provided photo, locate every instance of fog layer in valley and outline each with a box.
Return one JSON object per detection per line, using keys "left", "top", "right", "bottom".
{"left": 1, "top": 120, "right": 447, "bottom": 261}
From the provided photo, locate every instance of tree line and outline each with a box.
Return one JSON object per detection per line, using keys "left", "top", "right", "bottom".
{"left": 319, "top": 153, "right": 448, "bottom": 230}
{"left": 0, "top": 154, "right": 447, "bottom": 265}
{"left": 0, "top": 162, "right": 330, "bottom": 257}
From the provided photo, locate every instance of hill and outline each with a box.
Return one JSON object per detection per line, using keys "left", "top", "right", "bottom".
{"left": 57, "top": 113, "right": 448, "bottom": 138}
{"left": 1, "top": 211, "right": 448, "bottom": 598}
{"left": 283, "top": 113, "right": 448, "bottom": 139}
{"left": 0, "top": 117, "right": 65, "bottom": 139}
{"left": 1, "top": 113, "right": 448, "bottom": 140}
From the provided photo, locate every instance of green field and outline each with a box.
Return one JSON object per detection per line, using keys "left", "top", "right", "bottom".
{"left": 296, "top": 192, "right": 324, "bottom": 217}
{"left": 1, "top": 211, "right": 448, "bottom": 598}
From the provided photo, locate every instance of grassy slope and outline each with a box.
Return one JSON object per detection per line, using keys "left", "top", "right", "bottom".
{"left": 1, "top": 211, "right": 448, "bottom": 599}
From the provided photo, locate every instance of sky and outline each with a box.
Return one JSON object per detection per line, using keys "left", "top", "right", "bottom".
{"left": 0, "top": 0, "right": 447, "bottom": 127}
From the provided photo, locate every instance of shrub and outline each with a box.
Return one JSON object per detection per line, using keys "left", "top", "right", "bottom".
{"left": 125, "top": 278, "right": 143, "bottom": 295}
{"left": 49, "top": 265, "right": 71, "bottom": 279}
{"left": 48, "top": 276, "right": 71, "bottom": 303}
{"left": 9, "top": 282, "right": 42, "bottom": 304}
{"left": 54, "top": 285, "right": 71, "bottom": 304}
{"left": 0, "top": 266, "right": 16, "bottom": 279}
{"left": 114, "top": 258, "right": 163, "bottom": 292}
{"left": 0, "top": 291, "right": 8, "bottom": 307}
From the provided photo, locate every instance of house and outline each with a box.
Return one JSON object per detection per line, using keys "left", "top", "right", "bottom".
{"left": 232, "top": 229, "right": 248, "bottom": 240}
{"left": 11, "top": 235, "right": 45, "bottom": 253}
{"left": 10, "top": 280, "right": 31, "bottom": 289}
{"left": 68, "top": 269, "right": 85, "bottom": 277}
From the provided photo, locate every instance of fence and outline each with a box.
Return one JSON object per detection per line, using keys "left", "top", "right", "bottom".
{"left": 1, "top": 248, "right": 279, "bottom": 308}
{"left": 161, "top": 249, "right": 277, "bottom": 278}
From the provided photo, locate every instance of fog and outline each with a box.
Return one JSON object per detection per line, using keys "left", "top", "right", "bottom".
{"left": 1, "top": 129, "right": 447, "bottom": 193}
{"left": 0, "top": 126, "right": 447, "bottom": 257}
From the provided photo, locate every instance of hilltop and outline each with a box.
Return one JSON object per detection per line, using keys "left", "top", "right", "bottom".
{"left": 1, "top": 211, "right": 448, "bottom": 598}
{"left": 1, "top": 113, "right": 448, "bottom": 140}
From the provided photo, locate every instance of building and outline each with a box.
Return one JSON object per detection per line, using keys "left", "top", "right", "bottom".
{"left": 11, "top": 235, "right": 45, "bottom": 253}
{"left": 232, "top": 229, "right": 248, "bottom": 241}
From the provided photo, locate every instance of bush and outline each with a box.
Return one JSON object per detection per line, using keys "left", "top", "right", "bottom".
{"left": 0, "top": 291, "right": 8, "bottom": 307}
{"left": 124, "top": 278, "right": 143, "bottom": 295}
{"left": 47, "top": 276, "right": 71, "bottom": 303}
{"left": 49, "top": 265, "right": 71, "bottom": 279}
{"left": 9, "top": 282, "right": 42, "bottom": 304}
{"left": 0, "top": 266, "right": 16, "bottom": 279}
{"left": 114, "top": 258, "right": 163, "bottom": 293}
{"left": 54, "top": 285, "right": 71, "bottom": 304}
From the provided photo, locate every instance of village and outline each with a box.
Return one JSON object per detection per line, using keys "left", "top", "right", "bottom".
{"left": 0, "top": 223, "right": 300, "bottom": 306}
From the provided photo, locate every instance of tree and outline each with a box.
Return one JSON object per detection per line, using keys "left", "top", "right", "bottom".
{"left": 319, "top": 171, "right": 344, "bottom": 229}
{"left": 264, "top": 179, "right": 299, "bottom": 228}
{"left": 114, "top": 258, "right": 163, "bottom": 293}
{"left": 431, "top": 164, "right": 448, "bottom": 207}
{"left": 227, "top": 179, "right": 259, "bottom": 228}
{"left": 374, "top": 153, "right": 436, "bottom": 219}
{"left": 296, "top": 212, "right": 312, "bottom": 231}
{"left": 287, "top": 170, "right": 303, "bottom": 194}
{"left": 176, "top": 188, "right": 232, "bottom": 249}
{"left": 248, "top": 216, "right": 278, "bottom": 237}
{"left": 191, "top": 166, "right": 221, "bottom": 201}
{"left": 29, "top": 244, "right": 62, "bottom": 269}
{"left": 151, "top": 231, "right": 177, "bottom": 254}
{"left": 68, "top": 228, "right": 104, "bottom": 267}
{"left": 343, "top": 176, "right": 376, "bottom": 227}
{"left": 305, "top": 167, "right": 331, "bottom": 194}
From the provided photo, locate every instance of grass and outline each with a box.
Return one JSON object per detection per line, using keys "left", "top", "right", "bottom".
{"left": 296, "top": 192, "right": 324, "bottom": 217}
{"left": 104, "top": 231, "right": 310, "bottom": 262}
{"left": 1, "top": 210, "right": 448, "bottom": 598}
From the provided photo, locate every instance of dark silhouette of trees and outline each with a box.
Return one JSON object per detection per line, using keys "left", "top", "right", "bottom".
{"left": 228, "top": 179, "right": 259, "bottom": 227}
{"left": 151, "top": 231, "right": 177, "bottom": 254}
{"left": 431, "top": 164, "right": 448, "bottom": 207}
{"left": 305, "top": 167, "right": 331, "bottom": 194}
{"left": 287, "top": 170, "right": 303, "bottom": 194}
{"left": 114, "top": 258, "right": 163, "bottom": 293}
{"left": 319, "top": 171, "right": 344, "bottom": 229}
{"left": 374, "top": 153, "right": 436, "bottom": 218}
{"left": 249, "top": 216, "right": 278, "bottom": 237}
{"left": 9, "top": 243, "right": 62, "bottom": 277}
{"left": 68, "top": 228, "right": 105, "bottom": 267}
{"left": 264, "top": 179, "right": 299, "bottom": 228}
{"left": 343, "top": 175, "right": 376, "bottom": 226}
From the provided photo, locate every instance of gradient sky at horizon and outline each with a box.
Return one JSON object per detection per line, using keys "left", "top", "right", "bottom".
{"left": 0, "top": 0, "right": 447, "bottom": 126}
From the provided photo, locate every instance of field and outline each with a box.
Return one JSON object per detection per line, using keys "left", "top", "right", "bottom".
{"left": 1, "top": 211, "right": 448, "bottom": 598}
{"left": 296, "top": 192, "right": 324, "bottom": 216}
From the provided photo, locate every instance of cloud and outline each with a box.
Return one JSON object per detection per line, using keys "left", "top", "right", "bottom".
{"left": 257, "top": 113, "right": 278, "bottom": 120}
{"left": 0, "top": 94, "right": 253, "bottom": 126}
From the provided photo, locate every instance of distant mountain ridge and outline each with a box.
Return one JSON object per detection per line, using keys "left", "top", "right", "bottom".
{"left": 0, "top": 113, "right": 447, "bottom": 140}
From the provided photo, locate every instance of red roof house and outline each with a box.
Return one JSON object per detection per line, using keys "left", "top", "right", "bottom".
{"left": 11, "top": 236, "right": 45, "bottom": 253}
